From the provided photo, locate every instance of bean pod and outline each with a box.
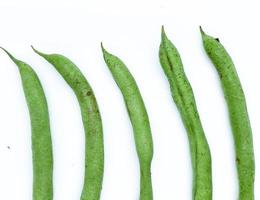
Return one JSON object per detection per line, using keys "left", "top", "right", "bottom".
{"left": 200, "top": 27, "right": 255, "bottom": 200}
{"left": 159, "top": 27, "right": 212, "bottom": 200}
{"left": 102, "top": 44, "right": 154, "bottom": 200}
{"left": 1, "top": 47, "right": 53, "bottom": 200}
{"left": 32, "top": 47, "right": 104, "bottom": 200}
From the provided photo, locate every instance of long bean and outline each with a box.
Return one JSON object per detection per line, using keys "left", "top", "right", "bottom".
{"left": 1, "top": 47, "right": 53, "bottom": 200}
{"left": 32, "top": 47, "right": 104, "bottom": 200}
{"left": 159, "top": 27, "right": 212, "bottom": 200}
{"left": 200, "top": 27, "right": 255, "bottom": 200}
{"left": 101, "top": 44, "right": 153, "bottom": 200}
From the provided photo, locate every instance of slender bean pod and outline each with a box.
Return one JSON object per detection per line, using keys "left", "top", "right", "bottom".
{"left": 159, "top": 27, "right": 212, "bottom": 200}
{"left": 200, "top": 27, "right": 255, "bottom": 200}
{"left": 101, "top": 44, "right": 153, "bottom": 200}
{"left": 1, "top": 47, "right": 53, "bottom": 200}
{"left": 32, "top": 47, "right": 104, "bottom": 200}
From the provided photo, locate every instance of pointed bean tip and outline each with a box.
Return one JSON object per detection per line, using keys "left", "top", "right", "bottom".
{"left": 161, "top": 25, "right": 168, "bottom": 41}
{"left": 31, "top": 46, "right": 40, "bottom": 54}
{"left": 101, "top": 42, "right": 107, "bottom": 55}
{"left": 0, "top": 46, "right": 8, "bottom": 54}
{"left": 161, "top": 25, "right": 165, "bottom": 32}
{"left": 199, "top": 26, "right": 208, "bottom": 38}
{"left": 31, "top": 45, "right": 36, "bottom": 51}
{"left": 101, "top": 42, "right": 105, "bottom": 51}
{"left": 0, "top": 47, "right": 17, "bottom": 62}
{"left": 31, "top": 46, "right": 47, "bottom": 57}
{"left": 199, "top": 26, "right": 204, "bottom": 34}
{"left": 101, "top": 43, "right": 110, "bottom": 57}
{"left": 161, "top": 25, "right": 166, "bottom": 35}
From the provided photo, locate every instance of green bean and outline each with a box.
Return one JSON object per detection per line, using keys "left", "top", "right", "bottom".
{"left": 32, "top": 47, "right": 104, "bottom": 200}
{"left": 159, "top": 27, "right": 212, "bottom": 200}
{"left": 0, "top": 47, "right": 53, "bottom": 200}
{"left": 200, "top": 27, "right": 255, "bottom": 200}
{"left": 101, "top": 44, "right": 153, "bottom": 200}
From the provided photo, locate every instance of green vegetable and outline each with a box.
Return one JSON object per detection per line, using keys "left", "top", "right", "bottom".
{"left": 32, "top": 47, "right": 104, "bottom": 200}
{"left": 159, "top": 27, "right": 212, "bottom": 200}
{"left": 101, "top": 44, "right": 153, "bottom": 200}
{"left": 200, "top": 27, "right": 255, "bottom": 200}
{"left": 1, "top": 47, "right": 53, "bottom": 200}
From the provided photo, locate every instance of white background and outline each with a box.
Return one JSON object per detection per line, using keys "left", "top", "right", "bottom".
{"left": 0, "top": 0, "right": 259, "bottom": 199}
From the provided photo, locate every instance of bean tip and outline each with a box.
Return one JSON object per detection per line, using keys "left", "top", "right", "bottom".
{"left": 0, "top": 46, "right": 8, "bottom": 54}
{"left": 31, "top": 45, "right": 35, "bottom": 51}
{"left": 100, "top": 42, "right": 107, "bottom": 55}
{"left": 31, "top": 46, "right": 45, "bottom": 57}
{"left": 199, "top": 26, "right": 205, "bottom": 35}
{"left": 161, "top": 25, "right": 168, "bottom": 41}
{"left": 0, "top": 47, "right": 16, "bottom": 61}
{"left": 31, "top": 45, "right": 39, "bottom": 54}
{"left": 161, "top": 25, "right": 165, "bottom": 34}
{"left": 161, "top": 25, "right": 165, "bottom": 32}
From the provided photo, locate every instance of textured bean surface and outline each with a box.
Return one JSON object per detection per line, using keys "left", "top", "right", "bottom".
{"left": 200, "top": 27, "right": 255, "bottom": 200}
{"left": 102, "top": 44, "right": 153, "bottom": 200}
{"left": 159, "top": 27, "right": 212, "bottom": 200}
{"left": 1, "top": 48, "right": 53, "bottom": 200}
{"left": 32, "top": 47, "right": 104, "bottom": 200}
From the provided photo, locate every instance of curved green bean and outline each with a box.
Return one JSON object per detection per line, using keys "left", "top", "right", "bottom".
{"left": 101, "top": 44, "right": 153, "bottom": 200}
{"left": 32, "top": 47, "right": 104, "bottom": 200}
{"left": 200, "top": 27, "right": 255, "bottom": 200}
{"left": 159, "top": 27, "right": 212, "bottom": 200}
{"left": 1, "top": 47, "right": 53, "bottom": 200}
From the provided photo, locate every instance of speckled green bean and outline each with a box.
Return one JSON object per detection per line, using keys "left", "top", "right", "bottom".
{"left": 159, "top": 27, "right": 212, "bottom": 200}
{"left": 200, "top": 27, "right": 255, "bottom": 200}
{"left": 101, "top": 44, "right": 153, "bottom": 200}
{"left": 1, "top": 47, "right": 53, "bottom": 200}
{"left": 32, "top": 47, "right": 104, "bottom": 200}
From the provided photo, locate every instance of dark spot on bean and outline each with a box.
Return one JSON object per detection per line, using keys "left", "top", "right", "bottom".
{"left": 215, "top": 38, "right": 220, "bottom": 42}
{"left": 179, "top": 90, "right": 183, "bottom": 98}
{"left": 236, "top": 157, "right": 240, "bottom": 164}
{"left": 76, "top": 80, "right": 80, "bottom": 84}
{"left": 87, "top": 91, "right": 92, "bottom": 96}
